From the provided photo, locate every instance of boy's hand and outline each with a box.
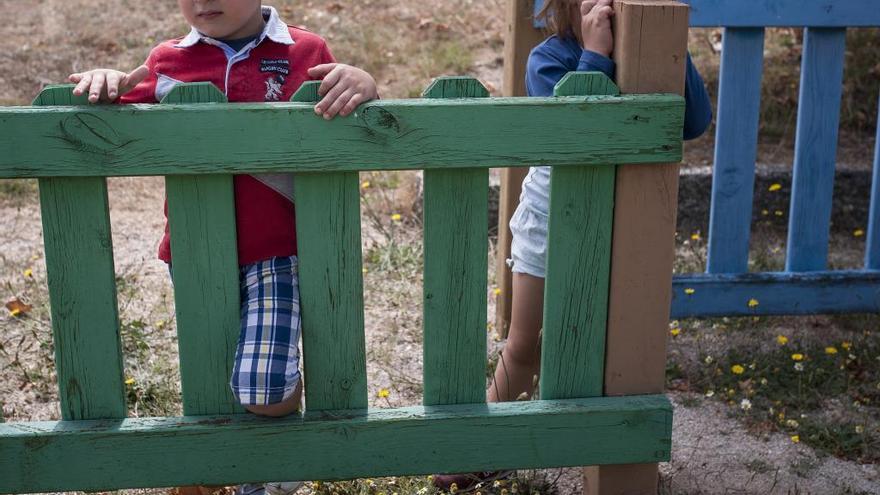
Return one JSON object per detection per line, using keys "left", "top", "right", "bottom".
{"left": 307, "top": 63, "right": 379, "bottom": 120}
{"left": 69, "top": 66, "right": 150, "bottom": 103}
{"left": 580, "top": 0, "right": 615, "bottom": 57}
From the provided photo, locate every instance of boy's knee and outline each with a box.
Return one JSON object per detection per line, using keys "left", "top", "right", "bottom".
{"left": 240, "top": 381, "right": 303, "bottom": 417}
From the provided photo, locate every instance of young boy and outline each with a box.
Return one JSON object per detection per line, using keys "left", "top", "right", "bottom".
{"left": 70, "top": 2, "right": 379, "bottom": 493}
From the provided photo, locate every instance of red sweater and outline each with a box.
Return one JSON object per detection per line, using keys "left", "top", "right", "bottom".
{"left": 121, "top": 7, "right": 334, "bottom": 264}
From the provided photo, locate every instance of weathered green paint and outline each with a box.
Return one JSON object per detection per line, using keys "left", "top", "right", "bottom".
{"left": 290, "top": 80, "right": 322, "bottom": 102}
{"left": 32, "top": 84, "right": 89, "bottom": 106}
{"left": 0, "top": 94, "right": 684, "bottom": 178}
{"left": 34, "top": 87, "right": 126, "bottom": 421}
{"left": 294, "top": 172, "right": 368, "bottom": 411}
{"left": 540, "top": 73, "right": 618, "bottom": 400}
{"left": 0, "top": 395, "right": 672, "bottom": 492}
{"left": 554, "top": 72, "right": 620, "bottom": 97}
{"left": 422, "top": 77, "right": 489, "bottom": 406}
{"left": 422, "top": 77, "right": 490, "bottom": 98}
{"left": 163, "top": 83, "right": 241, "bottom": 416}
{"left": 160, "top": 82, "right": 228, "bottom": 105}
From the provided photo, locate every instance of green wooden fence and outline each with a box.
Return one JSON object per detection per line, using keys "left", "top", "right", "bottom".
{"left": 0, "top": 73, "right": 683, "bottom": 493}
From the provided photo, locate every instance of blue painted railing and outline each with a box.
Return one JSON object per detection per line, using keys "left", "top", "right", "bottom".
{"left": 532, "top": 0, "right": 880, "bottom": 317}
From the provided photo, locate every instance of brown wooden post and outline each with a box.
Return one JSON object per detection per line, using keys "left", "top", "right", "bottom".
{"left": 583, "top": 1, "right": 690, "bottom": 494}
{"left": 496, "top": 0, "right": 545, "bottom": 337}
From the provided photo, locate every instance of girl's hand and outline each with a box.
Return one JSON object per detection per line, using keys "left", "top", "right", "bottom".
{"left": 69, "top": 66, "right": 150, "bottom": 103}
{"left": 307, "top": 63, "right": 379, "bottom": 119}
{"left": 580, "top": 0, "right": 615, "bottom": 57}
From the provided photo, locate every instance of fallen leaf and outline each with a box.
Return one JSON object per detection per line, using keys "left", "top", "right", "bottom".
{"left": 5, "top": 298, "right": 32, "bottom": 317}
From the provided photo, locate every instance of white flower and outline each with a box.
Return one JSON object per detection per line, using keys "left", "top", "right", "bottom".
{"left": 794, "top": 362, "right": 804, "bottom": 372}
{"left": 705, "top": 390, "right": 715, "bottom": 398}
{"left": 740, "top": 399, "right": 752, "bottom": 411}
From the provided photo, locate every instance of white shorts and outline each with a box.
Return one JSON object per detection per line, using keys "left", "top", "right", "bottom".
{"left": 508, "top": 201, "right": 549, "bottom": 279}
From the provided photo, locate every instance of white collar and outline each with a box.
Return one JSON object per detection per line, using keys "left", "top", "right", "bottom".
{"left": 175, "top": 6, "right": 294, "bottom": 48}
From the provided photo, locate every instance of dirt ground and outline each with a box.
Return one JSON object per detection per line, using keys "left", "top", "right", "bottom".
{"left": 1, "top": 1, "right": 879, "bottom": 494}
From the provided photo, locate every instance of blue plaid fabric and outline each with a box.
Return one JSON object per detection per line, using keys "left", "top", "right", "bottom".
{"left": 230, "top": 256, "right": 302, "bottom": 406}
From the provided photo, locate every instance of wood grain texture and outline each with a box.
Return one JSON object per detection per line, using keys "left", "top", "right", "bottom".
{"left": 672, "top": 270, "right": 880, "bottom": 317}
{"left": 868, "top": 94, "right": 880, "bottom": 270}
{"left": 539, "top": 165, "right": 615, "bottom": 400}
{"left": 706, "top": 28, "right": 765, "bottom": 274}
{"left": 591, "top": 2, "right": 690, "bottom": 493}
{"left": 35, "top": 87, "right": 126, "bottom": 421}
{"left": 785, "top": 28, "right": 847, "bottom": 272}
{"left": 294, "top": 172, "right": 367, "bottom": 411}
{"left": 0, "top": 94, "right": 684, "bottom": 178}
{"left": 162, "top": 85, "right": 241, "bottom": 416}
{"left": 422, "top": 77, "right": 489, "bottom": 406}
{"left": 0, "top": 395, "right": 672, "bottom": 492}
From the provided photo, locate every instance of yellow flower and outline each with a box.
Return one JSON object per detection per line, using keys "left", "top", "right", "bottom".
{"left": 690, "top": 232, "right": 701, "bottom": 241}
{"left": 855, "top": 425, "right": 865, "bottom": 434}
{"left": 360, "top": 181, "right": 371, "bottom": 189}
{"left": 391, "top": 213, "right": 402, "bottom": 222}
{"left": 774, "top": 210, "right": 784, "bottom": 217}
{"left": 377, "top": 388, "right": 390, "bottom": 398}
{"left": 761, "top": 209, "right": 770, "bottom": 216}
{"left": 731, "top": 364, "right": 745, "bottom": 375}
{"left": 362, "top": 267, "right": 368, "bottom": 274}
{"left": 854, "top": 229, "right": 865, "bottom": 237}
{"left": 791, "top": 353, "right": 804, "bottom": 361}
{"left": 493, "top": 288, "right": 502, "bottom": 296}
{"left": 825, "top": 347, "right": 838, "bottom": 355}
{"left": 776, "top": 335, "right": 789, "bottom": 345}
{"left": 768, "top": 183, "right": 782, "bottom": 192}
{"left": 684, "top": 288, "right": 696, "bottom": 295}
{"left": 9, "top": 308, "right": 21, "bottom": 317}
{"left": 748, "top": 298, "right": 759, "bottom": 308}
{"left": 841, "top": 341, "right": 852, "bottom": 351}
{"left": 790, "top": 435, "right": 800, "bottom": 443}
{"left": 23, "top": 268, "right": 33, "bottom": 278}
{"left": 670, "top": 328, "right": 681, "bottom": 337}
{"left": 778, "top": 411, "right": 785, "bottom": 421}
{"left": 124, "top": 377, "right": 135, "bottom": 385}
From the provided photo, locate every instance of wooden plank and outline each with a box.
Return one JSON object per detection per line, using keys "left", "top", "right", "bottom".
{"left": 163, "top": 83, "right": 242, "bottom": 416}
{"left": 499, "top": 0, "right": 573, "bottom": 337}
{"left": 0, "top": 92, "right": 685, "bottom": 178}
{"left": 671, "top": 270, "right": 880, "bottom": 318}
{"left": 785, "top": 28, "right": 847, "bottom": 272}
{"left": 33, "top": 86, "right": 126, "bottom": 421}
{"left": 682, "top": 0, "right": 880, "bottom": 27}
{"left": 422, "top": 77, "right": 489, "bottom": 406}
{"left": 539, "top": 165, "right": 615, "bottom": 400}
{"left": 706, "top": 28, "right": 765, "bottom": 274}
{"left": 294, "top": 173, "right": 367, "bottom": 411}
{"left": 866, "top": 93, "right": 880, "bottom": 270}
{"left": 540, "top": 73, "right": 619, "bottom": 401}
{"left": 590, "top": 1, "right": 689, "bottom": 493}
{"left": 0, "top": 395, "right": 672, "bottom": 492}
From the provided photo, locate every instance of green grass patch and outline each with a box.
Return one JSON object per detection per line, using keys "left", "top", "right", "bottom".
{"left": 667, "top": 319, "right": 880, "bottom": 462}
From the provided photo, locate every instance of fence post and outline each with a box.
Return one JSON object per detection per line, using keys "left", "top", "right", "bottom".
{"left": 496, "top": 0, "right": 545, "bottom": 337}
{"left": 584, "top": 1, "right": 690, "bottom": 494}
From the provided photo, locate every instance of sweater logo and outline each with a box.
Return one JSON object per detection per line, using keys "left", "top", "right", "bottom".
{"left": 261, "top": 58, "right": 289, "bottom": 101}
{"left": 260, "top": 58, "right": 290, "bottom": 75}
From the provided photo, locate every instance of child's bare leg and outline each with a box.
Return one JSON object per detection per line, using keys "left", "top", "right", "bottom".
{"left": 245, "top": 379, "right": 303, "bottom": 417}
{"left": 488, "top": 273, "right": 545, "bottom": 402}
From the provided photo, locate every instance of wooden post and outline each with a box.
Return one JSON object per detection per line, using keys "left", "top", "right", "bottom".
{"left": 497, "top": 0, "right": 545, "bottom": 336}
{"left": 583, "top": 1, "right": 690, "bottom": 494}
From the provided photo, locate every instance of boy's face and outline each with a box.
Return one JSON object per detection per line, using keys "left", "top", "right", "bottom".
{"left": 178, "top": 0, "right": 264, "bottom": 40}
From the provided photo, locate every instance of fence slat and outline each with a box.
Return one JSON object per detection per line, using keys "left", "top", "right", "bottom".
{"left": 0, "top": 93, "right": 684, "bottom": 178}
{"left": 540, "top": 73, "right": 618, "bottom": 401}
{"left": 706, "top": 28, "right": 765, "bottom": 274}
{"left": 786, "top": 28, "right": 847, "bottom": 272}
{"left": 295, "top": 172, "right": 368, "bottom": 411}
{"left": 867, "top": 92, "right": 880, "bottom": 270}
{"left": 422, "top": 77, "right": 489, "bottom": 406}
{"left": 682, "top": 0, "right": 880, "bottom": 27}
{"left": 162, "top": 84, "right": 242, "bottom": 416}
{"left": 0, "top": 395, "right": 672, "bottom": 493}
{"left": 33, "top": 86, "right": 126, "bottom": 421}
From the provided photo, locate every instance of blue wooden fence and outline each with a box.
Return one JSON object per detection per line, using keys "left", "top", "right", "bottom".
{"left": 531, "top": 0, "right": 880, "bottom": 317}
